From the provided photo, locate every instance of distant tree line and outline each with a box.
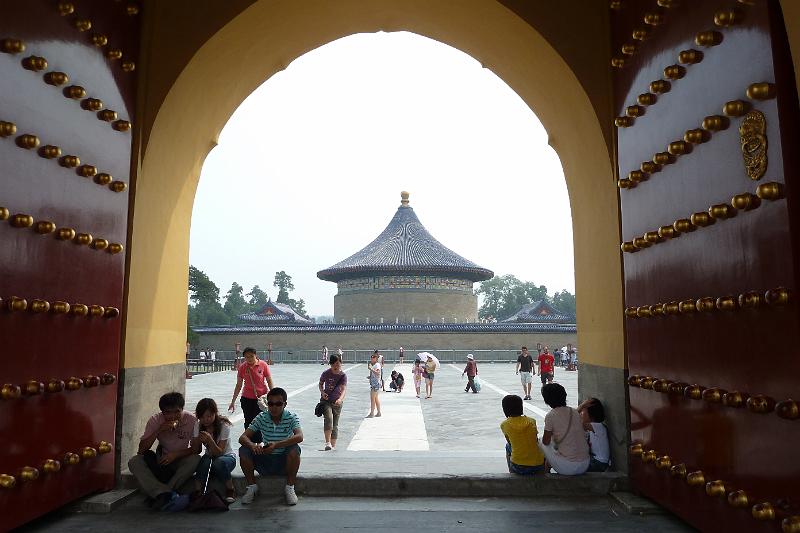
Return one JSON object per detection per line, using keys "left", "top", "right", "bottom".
{"left": 188, "top": 266, "right": 307, "bottom": 343}
{"left": 475, "top": 274, "right": 576, "bottom": 321}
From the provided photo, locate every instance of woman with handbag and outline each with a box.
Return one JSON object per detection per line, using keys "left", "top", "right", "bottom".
{"left": 538, "top": 383, "right": 590, "bottom": 475}
{"left": 318, "top": 354, "right": 348, "bottom": 451}
{"left": 228, "top": 347, "right": 274, "bottom": 432}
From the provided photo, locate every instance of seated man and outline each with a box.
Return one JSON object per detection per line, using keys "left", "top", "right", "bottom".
{"left": 238, "top": 387, "right": 303, "bottom": 506}
{"left": 389, "top": 370, "right": 405, "bottom": 392}
{"left": 128, "top": 392, "right": 201, "bottom": 510}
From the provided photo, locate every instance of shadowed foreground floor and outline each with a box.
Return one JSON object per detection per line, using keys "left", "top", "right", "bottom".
{"left": 19, "top": 496, "right": 693, "bottom": 532}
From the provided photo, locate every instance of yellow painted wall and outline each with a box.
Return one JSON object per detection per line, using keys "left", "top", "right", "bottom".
{"left": 125, "top": 0, "right": 624, "bottom": 371}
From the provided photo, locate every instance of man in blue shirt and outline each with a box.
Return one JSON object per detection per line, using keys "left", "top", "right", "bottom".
{"left": 238, "top": 387, "right": 303, "bottom": 505}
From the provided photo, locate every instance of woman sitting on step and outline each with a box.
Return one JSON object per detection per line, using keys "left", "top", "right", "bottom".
{"left": 538, "top": 383, "right": 590, "bottom": 475}
{"left": 192, "top": 398, "right": 237, "bottom": 503}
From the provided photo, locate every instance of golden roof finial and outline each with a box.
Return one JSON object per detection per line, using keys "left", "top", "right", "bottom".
{"left": 400, "top": 191, "right": 410, "bottom": 206}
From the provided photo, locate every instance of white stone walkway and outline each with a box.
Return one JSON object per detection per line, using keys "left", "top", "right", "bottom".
{"left": 347, "top": 364, "right": 429, "bottom": 451}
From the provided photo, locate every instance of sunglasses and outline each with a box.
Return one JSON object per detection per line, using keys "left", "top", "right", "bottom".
{"left": 266, "top": 401, "right": 285, "bottom": 407}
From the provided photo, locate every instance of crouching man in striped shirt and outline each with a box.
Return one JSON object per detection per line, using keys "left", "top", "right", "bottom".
{"left": 238, "top": 387, "right": 303, "bottom": 505}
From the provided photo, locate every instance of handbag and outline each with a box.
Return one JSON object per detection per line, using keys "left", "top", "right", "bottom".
{"left": 188, "top": 457, "right": 229, "bottom": 512}
{"left": 246, "top": 364, "right": 270, "bottom": 412}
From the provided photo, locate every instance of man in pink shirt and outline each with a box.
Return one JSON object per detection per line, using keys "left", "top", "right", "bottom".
{"left": 229, "top": 347, "right": 275, "bottom": 435}
{"left": 127, "top": 392, "right": 200, "bottom": 510}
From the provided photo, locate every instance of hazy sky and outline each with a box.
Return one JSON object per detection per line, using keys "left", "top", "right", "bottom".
{"left": 189, "top": 32, "right": 574, "bottom": 317}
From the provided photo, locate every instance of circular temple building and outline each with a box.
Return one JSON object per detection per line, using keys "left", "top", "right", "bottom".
{"left": 317, "top": 192, "right": 494, "bottom": 324}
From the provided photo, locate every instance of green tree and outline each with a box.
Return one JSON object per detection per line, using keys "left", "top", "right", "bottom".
{"left": 551, "top": 289, "right": 577, "bottom": 316}
{"left": 271, "top": 271, "right": 308, "bottom": 317}
{"left": 475, "top": 276, "right": 505, "bottom": 319}
{"left": 475, "top": 274, "right": 548, "bottom": 320}
{"left": 223, "top": 282, "right": 249, "bottom": 320}
{"left": 273, "top": 271, "right": 295, "bottom": 304}
{"left": 246, "top": 285, "right": 269, "bottom": 310}
{"left": 286, "top": 297, "right": 307, "bottom": 316}
{"left": 189, "top": 265, "right": 220, "bottom": 305}
{"left": 187, "top": 266, "right": 228, "bottom": 342}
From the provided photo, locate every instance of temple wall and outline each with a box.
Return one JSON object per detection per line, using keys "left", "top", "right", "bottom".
{"left": 193, "top": 330, "right": 576, "bottom": 353}
{"left": 334, "top": 290, "right": 478, "bottom": 324}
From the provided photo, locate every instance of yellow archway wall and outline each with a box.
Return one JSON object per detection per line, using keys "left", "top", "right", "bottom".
{"left": 121, "top": 0, "right": 623, "bottom": 462}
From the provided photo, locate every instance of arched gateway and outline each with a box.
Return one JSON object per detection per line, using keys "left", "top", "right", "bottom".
{"left": 2, "top": 1, "right": 800, "bottom": 531}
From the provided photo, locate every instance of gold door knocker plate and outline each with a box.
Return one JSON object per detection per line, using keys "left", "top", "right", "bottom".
{"left": 739, "top": 110, "right": 767, "bottom": 180}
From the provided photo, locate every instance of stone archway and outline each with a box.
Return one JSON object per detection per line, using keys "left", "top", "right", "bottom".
{"left": 121, "top": 0, "right": 623, "bottom": 465}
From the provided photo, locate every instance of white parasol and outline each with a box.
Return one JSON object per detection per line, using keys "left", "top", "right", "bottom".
{"left": 416, "top": 352, "right": 441, "bottom": 371}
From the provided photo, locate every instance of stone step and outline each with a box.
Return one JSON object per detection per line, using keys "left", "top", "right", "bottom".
{"left": 77, "top": 489, "right": 138, "bottom": 514}
{"left": 610, "top": 491, "right": 667, "bottom": 515}
{"left": 119, "top": 471, "right": 628, "bottom": 498}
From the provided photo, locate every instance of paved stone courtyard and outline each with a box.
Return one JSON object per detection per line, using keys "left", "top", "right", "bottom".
{"left": 184, "top": 361, "right": 580, "bottom": 471}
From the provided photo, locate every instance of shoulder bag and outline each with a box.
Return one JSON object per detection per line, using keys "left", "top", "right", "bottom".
{"left": 246, "top": 364, "right": 271, "bottom": 412}
{"left": 552, "top": 407, "right": 575, "bottom": 451}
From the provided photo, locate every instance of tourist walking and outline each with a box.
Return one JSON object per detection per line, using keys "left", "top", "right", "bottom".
{"left": 367, "top": 352, "right": 382, "bottom": 417}
{"left": 398, "top": 346, "right": 404, "bottom": 365}
{"left": 321, "top": 345, "right": 328, "bottom": 365}
{"left": 538, "top": 346, "right": 555, "bottom": 384}
{"left": 318, "top": 354, "right": 348, "bottom": 451}
{"left": 424, "top": 356, "right": 437, "bottom": 398}
{"left": 515, "top": 346, "right": 535, "bottom": 400}
{"left": 462, "top": 354, "right": 478, "bottom": 393}
{"left": 192, "top": 398, "right": 237, "bottom": 503}
{"left": 228, "top": 347, "right": 274, "bottom": 434}
{"left": 539, "top": 383, "right": 589, "bottom": 475}
{"left": 412, "top": 359, "right": 424, "bottom": 398}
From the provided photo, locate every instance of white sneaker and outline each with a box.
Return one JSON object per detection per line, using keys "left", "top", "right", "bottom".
{"left": 241, "top": 483, "right": 258, "bottom": 504}
{"left": 285, "top": 484, "right": 298, "bottom": 506}
{"left": 324, "top": 442, "right": 332, "bottom": 451}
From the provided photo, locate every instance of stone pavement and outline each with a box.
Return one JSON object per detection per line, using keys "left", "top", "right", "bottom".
{"left": 180, "top": 361, "right": 581, "bottom": 473}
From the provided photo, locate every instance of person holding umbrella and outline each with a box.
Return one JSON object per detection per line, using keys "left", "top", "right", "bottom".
{"left": 418, "top": 352, "right": 440, "bottom": 399}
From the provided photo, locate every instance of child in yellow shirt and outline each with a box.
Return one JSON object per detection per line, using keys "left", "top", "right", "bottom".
{"left": 500, "top": 395, "right": 545, "bottom": 475}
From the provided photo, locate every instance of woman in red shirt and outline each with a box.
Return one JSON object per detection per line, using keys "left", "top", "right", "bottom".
{"left": 228, "top": 347, "right": 274, "bottom": 432}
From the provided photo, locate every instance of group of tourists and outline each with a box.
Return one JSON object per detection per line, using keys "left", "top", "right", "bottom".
{"left": 501, "top": 385, "right": 610, "bottom": 476}
{"left": 128, "top": 347, "right": 303, "bottom": 511}
{"left": 515, "top": 345, "right": 556, "bottom": 400}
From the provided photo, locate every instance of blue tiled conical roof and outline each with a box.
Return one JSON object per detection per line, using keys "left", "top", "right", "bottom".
{"left": 317, "top": 192, "right": 493, "bottom": 283}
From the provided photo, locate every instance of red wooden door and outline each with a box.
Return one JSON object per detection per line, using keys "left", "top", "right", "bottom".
{"left": 614, "top": 1, "right": 800, "bottom": 531}
{"left": 0, "top": 1, "right": 137, "bottom": 529}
